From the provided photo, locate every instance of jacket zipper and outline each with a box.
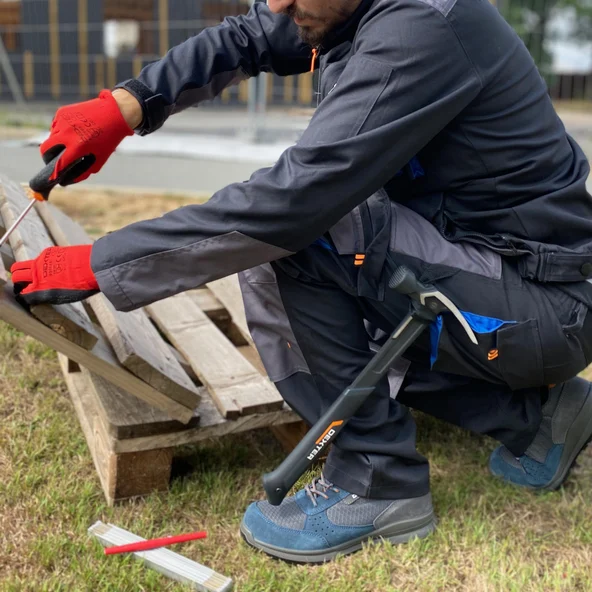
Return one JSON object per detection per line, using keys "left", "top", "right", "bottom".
{"left": 311, "top": 46, "right": 322, "bottom": 108}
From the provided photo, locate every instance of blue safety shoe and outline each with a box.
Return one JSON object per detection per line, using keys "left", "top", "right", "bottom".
{"left": 240, "top": 474, "right": 435, "bottom": 563}
{"left": 489, "top": 377, "right": 592, "bottom": 490}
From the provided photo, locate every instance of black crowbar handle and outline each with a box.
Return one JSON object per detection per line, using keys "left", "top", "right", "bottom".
{"left": 262, "top": 265, "right": 449, "bottom": 506}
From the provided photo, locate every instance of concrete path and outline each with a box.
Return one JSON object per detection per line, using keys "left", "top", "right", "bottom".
{"left": 0, "top": 107, "right": 590, "bottom": 195}
{"left": 0, "top": 107, "right": 310, "bottom": 194}
{"left": 0, "top": 142, "right": 263, "bottom": 195}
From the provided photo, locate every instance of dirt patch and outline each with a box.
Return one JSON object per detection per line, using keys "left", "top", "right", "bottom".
{"left": 0, "top": 126, "right": 41, "bottom": 141}
{"left": 49, "top": 187, "right": 209, "bottom": 238}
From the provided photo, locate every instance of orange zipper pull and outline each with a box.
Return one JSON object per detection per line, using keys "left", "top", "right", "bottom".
{"left": 310, "top": 48, "right": 318, "bottom": 73}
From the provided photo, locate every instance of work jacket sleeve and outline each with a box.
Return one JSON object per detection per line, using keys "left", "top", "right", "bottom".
{"left": 91, "top": 1, "right": 483, "bottom": 312}
{"left": 116, "top": 3, "right": 312, "bottom": 135}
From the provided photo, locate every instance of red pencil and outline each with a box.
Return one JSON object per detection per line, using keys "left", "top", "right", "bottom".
{"left": 104, "top": 531, "right": 207, "bottom": 555}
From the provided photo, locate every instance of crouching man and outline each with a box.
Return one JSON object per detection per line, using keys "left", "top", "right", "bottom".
{"left": 12, "top": 0, "right": 592, "bottom": 563}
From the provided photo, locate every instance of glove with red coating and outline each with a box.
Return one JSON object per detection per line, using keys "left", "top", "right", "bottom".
{"left": 40, "top": 90, "right": 134, "bottom": 186}
{"left": 11, "top": 245, "right": 99, "bottom": 306}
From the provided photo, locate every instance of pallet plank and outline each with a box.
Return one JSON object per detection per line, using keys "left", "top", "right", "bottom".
{"left": 59, "top": 353, "right": 298, "bottom": 504}
{"left": 58, "top": 355, "right": 175, "bottom": 504}
{"left": 71, "top": 349, "right": 297, "bottom": 456}
{"left": 0, "top": 212, "right": 16, "bottom": 271}
{"left": 238, "top": 344, "right": 309, "bottom": 454}
{"left": 0, "top": 282, "right": 196, "bottom": 422}
{"left": 88, "top": 295, "right": 201, "bottom": 408}
{"left": 0, "top": 254, "right": 7, "bottom": 286}
{"left": 34, "top": 200, "right": 88, "bottom": 246}
{"left": 111, "top": 401, "right": 298, "bottom": 454}
{"left": 36, "top": 201, "right": 201, "bottom": 409}
{"left": 0, "top": 176, "right": 98, "bottom": 350}
{"left": 206, "top": 275, "right": 253, "bottom": 346}
{"left": 65, "top": 349, "right": 297, "bottom": 455}
{"left": 188, "top": 288, "right": 230, "bottom": 328}
{"left": 0, "top": 244, "right": 15, "bottom": 270}
{"left": 82, "top": 367, "right": 202, "bottom": 440}
{"left": 148, "top": 292, "right": 284, "bottom": 419}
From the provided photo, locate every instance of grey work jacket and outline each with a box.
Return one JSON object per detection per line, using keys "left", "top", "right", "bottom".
{"left": 91, "top": 0, "right": 592, "bottom": 312}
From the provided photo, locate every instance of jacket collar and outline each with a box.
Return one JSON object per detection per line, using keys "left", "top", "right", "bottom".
{"left": 319, "top": 0, "right": 375, "bottom": 52}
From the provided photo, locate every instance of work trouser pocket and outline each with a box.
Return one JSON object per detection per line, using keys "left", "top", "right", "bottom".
{"left": 562, "top": 301, "right": 592, "bottom": 366}
{"left": 432, "top": 317, "right": 545, "bottom": 391}
{"left": 496, "top": 319, "right": 545, "bottom": 390}
{"left": 239, "top": 264, "right": 310, "bottom": 383}
{"left": 540, "top": 300, "right": 592, "bottom": 385}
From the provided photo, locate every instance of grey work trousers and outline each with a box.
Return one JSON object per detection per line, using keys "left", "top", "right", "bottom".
{"left": 239, "top": 203, "right": 592, "bottom": 499}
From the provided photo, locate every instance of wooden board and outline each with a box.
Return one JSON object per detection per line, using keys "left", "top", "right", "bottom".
{"left": 188, "top": 288, "right": 230, "bottom": 328}
{"left": 34, "top": 200, "right": 88, "bottom": 247}
{"left": 59, "top": 355, "right": 174, "bottom": 505}
{"left": 38, "top": 200, "right": 305, "bottom": 452}
{"left": 59, "top": 354, "right": 298, "bottom": 504}
{"left": 167, "top": 343, "right": 200, "bottom": 384}
{"left": 74, "top": 361, "right": 298, "bottom": 455}
{"left": 238, "top": 343, "right": 309, "bottom": 454}
{"left": 77, "top": 343, "right": 304, "bottom": 455}
{"left": 148, "top": 292, "right": 285, "bottom": 419}
{"left": 36, "top": 201, "right": 201, "bottom": 409}
{"left": 0, "top": 282, "right": 196, "bottom": 422}
{"left": 111, "top": 399, "right": 298, "bottom": 455}
{"left": 237, "top": 345, "right": 266, "bottom": 375}
{"left": 82, "top": 366, "right": 202, "bottom": 440}
{"left": 206, "top": 275, "right": 253, "bottom": 346}
{"left": 0, "top": 176, "right": 98, "bottom": 350}
{"left": 0, "top": 244, "right": 15, "bottom": 270}
{"left": 270, "top": 421, "right": 310, "bottom": 454}
{"left": 87, "top": 295, "right": 201, "bottom": 408}
{"left": 0, "top": 254, "right": 7, "bottom": 286}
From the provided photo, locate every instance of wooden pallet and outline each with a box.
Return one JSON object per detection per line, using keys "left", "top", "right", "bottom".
{"left": 59, "top": 351, "right": 299, "bottom": 504}
{"left": 0, "top": 175, "right": 307, "bottom": 504}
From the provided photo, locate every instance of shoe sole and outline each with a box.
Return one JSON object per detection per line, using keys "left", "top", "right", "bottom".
{"left": 239, "top": 513, "right": 436, "bottom": 564}
{"left": 545, "top": 382, "right": 592, "bottom": 491}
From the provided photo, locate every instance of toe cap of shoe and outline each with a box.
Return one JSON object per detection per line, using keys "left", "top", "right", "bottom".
{"left": 242, "top": 502, "right": 328, "bottom": 551}
{"left": 489, "top": 446, "right": 538, "bottom": 488}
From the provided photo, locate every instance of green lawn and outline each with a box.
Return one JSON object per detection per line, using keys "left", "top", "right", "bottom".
{"left": 1, "top": 193, "right": 592, "bottom": 591}
{"left": 1, "top": 323, "right": 591, "bottom": 591}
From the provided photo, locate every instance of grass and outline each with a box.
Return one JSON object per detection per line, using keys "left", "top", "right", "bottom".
{"left": 0, "top": 107, "right": 50, "bottom": 141}
{"left": 1, "top": 192, "right": 592, "bottom": 591}
{"left": 47, "top": 187, "right": 209, "bottom": 239}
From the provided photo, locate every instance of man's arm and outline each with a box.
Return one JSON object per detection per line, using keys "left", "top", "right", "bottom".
{"left": 116, "top": 3, "right": 312, "bottom": 135}
{"left": 91, "top": 3, "right": 481, "bottom": 311}
{"left": 37, "top": 3, "right": 310, "bottom": 185}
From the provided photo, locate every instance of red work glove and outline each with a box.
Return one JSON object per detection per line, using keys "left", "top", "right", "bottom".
{"left": 40, "top": 90, "right": 134, "bottom": 185}
{"left": 11, "top": 245, "right": 99, "bottom": 306}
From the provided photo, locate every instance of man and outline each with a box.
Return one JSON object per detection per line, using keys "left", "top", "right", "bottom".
{"left": 11, "top": 0, "right": 592, "bottom": 564}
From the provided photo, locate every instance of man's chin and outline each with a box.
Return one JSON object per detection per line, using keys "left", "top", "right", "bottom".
{"left": 297, "top": 25, "right": 329, "bottom": 47}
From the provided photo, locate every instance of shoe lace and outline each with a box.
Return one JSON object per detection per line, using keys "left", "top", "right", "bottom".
{"left": 304, "top": 474, "right": 340, "bottom": 507}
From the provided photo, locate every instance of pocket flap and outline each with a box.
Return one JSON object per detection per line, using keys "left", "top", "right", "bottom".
{"left": 497, "top": 319, "right": 544, "bottom": 390}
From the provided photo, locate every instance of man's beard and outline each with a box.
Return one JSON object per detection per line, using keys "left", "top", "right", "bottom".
{"left": 284, "top": 6, "right": 332, "bottom": 46}
{"left": 296, "top": 23, "right": 332, "bottom": 47}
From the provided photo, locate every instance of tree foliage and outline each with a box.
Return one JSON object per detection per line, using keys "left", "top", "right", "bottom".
{"left": 500, "top": 0, "right": 592, "bottom": 77}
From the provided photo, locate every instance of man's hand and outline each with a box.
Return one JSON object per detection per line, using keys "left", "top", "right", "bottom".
{"left": 11, "top": 245, "right": 99, "bottom": 306}
{"left": 40, "top": 90, "right": 136, "bottom": 186}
